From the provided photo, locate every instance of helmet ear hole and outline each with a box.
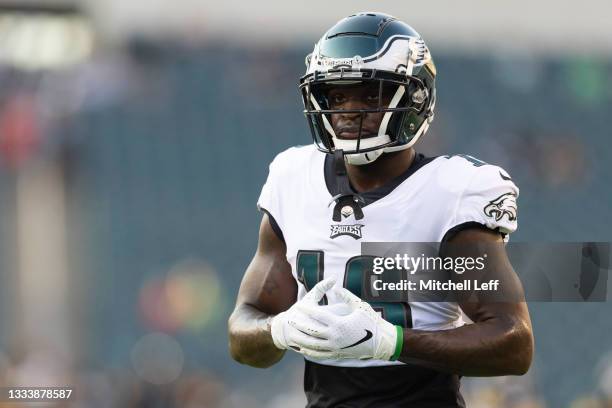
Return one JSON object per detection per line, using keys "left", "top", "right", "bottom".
{"left": 403, "top": 113, "right": 421, "bottom": 137}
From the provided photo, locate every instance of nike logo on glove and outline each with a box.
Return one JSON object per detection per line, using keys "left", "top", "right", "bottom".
{"left": 340, "top": 330, "right": 373, "bottom": 349}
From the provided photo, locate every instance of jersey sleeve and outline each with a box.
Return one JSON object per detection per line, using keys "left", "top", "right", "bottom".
{"left": 256, "top": 148, "right": 294, "bottom": 241}
{"left": 257, "top": 159, "right": 279, "bottom": 215}
{"left": 447, "top": 164, "right": 519, "bottom": 240}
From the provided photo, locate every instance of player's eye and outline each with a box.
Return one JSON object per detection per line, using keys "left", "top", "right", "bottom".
{"left": 330, "top": 93, "right": 346, "bottom": 106}
{"left": 366, "top": 93, "right": 380, "bottom": 103}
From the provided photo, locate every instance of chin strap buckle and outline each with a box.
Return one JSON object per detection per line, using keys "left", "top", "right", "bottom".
{"left": 328, "top": 149, "right": 365, "bottom": 222}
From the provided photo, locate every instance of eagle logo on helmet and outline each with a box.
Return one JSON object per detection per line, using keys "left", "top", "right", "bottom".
{"left": 484, "top": 193, "right": 518, "bottom": 222}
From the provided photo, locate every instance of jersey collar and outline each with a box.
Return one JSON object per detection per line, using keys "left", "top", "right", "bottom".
{"left": 323, "top": 152, "right": 435, "bottom": 207}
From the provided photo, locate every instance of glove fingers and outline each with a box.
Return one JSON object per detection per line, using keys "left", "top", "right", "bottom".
{"left": 298, "top": 347, "right": 336, "bottom": 360}
{"left": 302, "top": 278, "right": 335, "bottom": 303}
{"left": 288, "top": 330, "right": 331, "bottom": 352}
{"left": 295, "top": 303, "right": 337, "bottom": 326}
{"left": 288, "top": 315, "right": 329, "bottom": 339}
{"left": 334, "top": 287, "right": 362, "bottom": 309}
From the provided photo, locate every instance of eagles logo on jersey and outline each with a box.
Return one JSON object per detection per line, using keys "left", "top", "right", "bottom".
{"left": 330, "top": 224, "right": 364, "bottom": 240}
{"left": 484, "top": 192, "right": 518, "bottom": 222}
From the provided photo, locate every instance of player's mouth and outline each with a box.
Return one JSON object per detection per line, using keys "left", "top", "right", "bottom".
{"left": 337, "top": 127, "right": 375, "bottom": 139}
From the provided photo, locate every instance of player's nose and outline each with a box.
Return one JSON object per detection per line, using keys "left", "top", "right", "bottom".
{"left": 337, "top": 98, "right": 367, "bottom": 122}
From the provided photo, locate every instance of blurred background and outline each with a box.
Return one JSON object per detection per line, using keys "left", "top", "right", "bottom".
{"left": 0, "top": 0, "right": 611, "bottom": 407}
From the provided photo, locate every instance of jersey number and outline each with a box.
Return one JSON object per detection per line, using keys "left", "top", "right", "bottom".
{"left": 296, "top": 250, "right": 412, "bottom": 328}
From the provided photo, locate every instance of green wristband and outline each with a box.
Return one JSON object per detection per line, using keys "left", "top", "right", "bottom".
{"left": 390, "top": 326, "right": 403, "bottom": 361}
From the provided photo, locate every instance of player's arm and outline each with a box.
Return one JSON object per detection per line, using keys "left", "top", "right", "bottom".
{"left": 398, "top": 227, "right": 534, "bottom": 376}
{"left": 228, "top": 213, "right": 297, "bottom": 368}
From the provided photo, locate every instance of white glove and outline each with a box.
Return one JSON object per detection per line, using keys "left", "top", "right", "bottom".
{"left": 270, "top": 278, "right": 335, "bottom": 351}
{"left": 290, "top": 287, "right": 403, "bottom": 361}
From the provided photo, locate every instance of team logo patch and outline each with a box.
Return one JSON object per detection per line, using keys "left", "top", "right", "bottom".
{"left": 484, "top": 192, "right": 518, "bottom": 222}
{"left": 330, "top": 224, "right": 364, "bottom": 240}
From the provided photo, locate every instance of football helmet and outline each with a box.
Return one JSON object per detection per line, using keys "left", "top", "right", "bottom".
{"left": 299, "top": 12, "right": 436, "bottom": 165}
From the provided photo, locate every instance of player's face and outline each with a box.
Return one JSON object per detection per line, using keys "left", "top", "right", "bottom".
{"left": 327, "top": 83, "right": 394, "bottom": 139}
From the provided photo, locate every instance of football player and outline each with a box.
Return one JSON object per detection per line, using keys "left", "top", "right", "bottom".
{"left": 229, "top": 12, "right": 533, "bottom": 407}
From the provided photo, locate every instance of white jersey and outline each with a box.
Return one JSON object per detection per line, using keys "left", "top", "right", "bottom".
{"left": 257, "top": 145, "right": 519, "bottom": 367}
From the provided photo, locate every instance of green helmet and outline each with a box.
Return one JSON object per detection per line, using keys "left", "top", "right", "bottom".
{"left": 299, "top": 12, "right": 436, "bottom": 165}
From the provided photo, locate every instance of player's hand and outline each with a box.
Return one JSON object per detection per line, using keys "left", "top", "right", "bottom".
{"left": 269, "top": 278, "right": 335, "bottom": 351}
{"left": 291, "top": 287, "right": 403, "bottom": 361}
